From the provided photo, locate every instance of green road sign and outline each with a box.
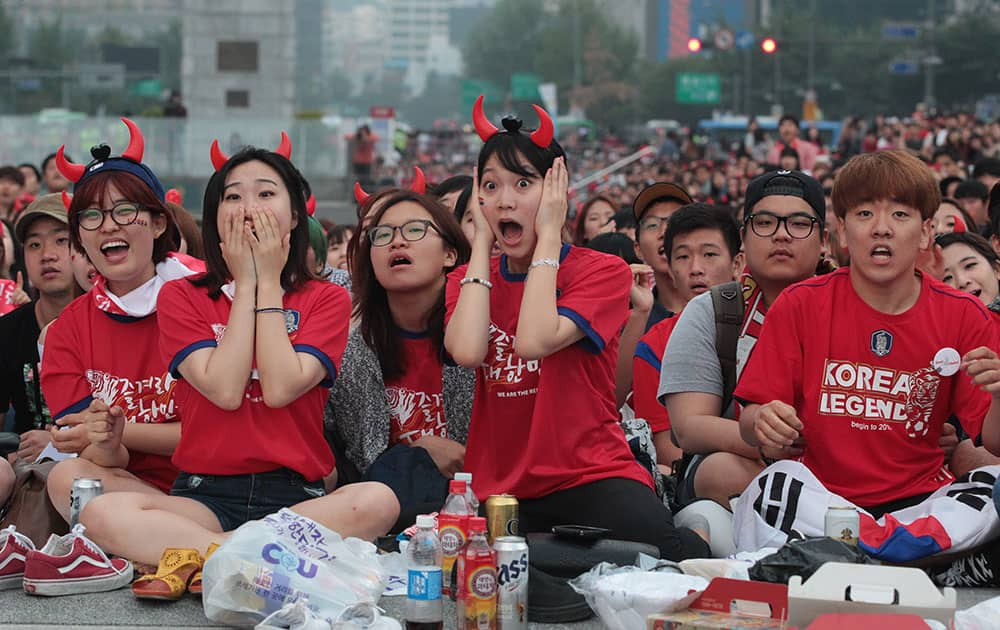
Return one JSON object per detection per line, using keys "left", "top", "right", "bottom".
{"left": 510, "top": 73, "right": 541, "bottom": 101}
{"left": 675, "top": 72, "right": 721, "bottom": 105}
{"left": 131, "top": 79, "right": 162, "bottom": 97}
{"left": 462, "top": 79, "right": 504, "bottom": 112}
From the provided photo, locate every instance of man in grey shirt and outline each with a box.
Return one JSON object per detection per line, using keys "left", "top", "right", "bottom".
{"left": 659, "top": 170, "right": 827, "bottom": 509}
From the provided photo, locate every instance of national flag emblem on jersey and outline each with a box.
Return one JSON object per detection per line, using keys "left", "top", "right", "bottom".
{"left": 870, "top": 329, "right": 893, "bottom": 357}
{"left": 284, "top": 309, "right": 300, "bottom": 335}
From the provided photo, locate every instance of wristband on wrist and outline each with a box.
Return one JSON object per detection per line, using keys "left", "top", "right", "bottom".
{"left": 255, "top": 307, "right": 286, "bottom": 315}
{"left": 529, "top": 258, "right": 560, "bottom": 271}
{"left": 460, "top": 276, "right": 493, "bottom": 289}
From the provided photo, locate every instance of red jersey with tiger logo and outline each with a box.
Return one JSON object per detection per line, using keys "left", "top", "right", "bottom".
{"left": 446, "top": 244, "right": 652, "bottom": 500}
{"left": 734, "top": 267, "right": 998, "bottom": 507}
{"left": 158, "top": 277, "right": 349, "bottom": 481}
{"left": 385, "top": 331, "right": 446, "bottom": 446}
{"left": 41, "top": 292, "right": 180, "bottom": 493}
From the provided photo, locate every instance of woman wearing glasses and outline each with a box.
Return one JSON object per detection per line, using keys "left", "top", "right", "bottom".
{"left": 43, "top": 121, "right": 203, "bottom": 526}
{"left": 77, "top": 144, "right": 399, "bottom": 597}
{"left": 325, "top": 190, "right": 471, "bottom": 527}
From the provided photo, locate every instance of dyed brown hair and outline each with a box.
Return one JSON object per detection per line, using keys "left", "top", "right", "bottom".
{"left": 832, "top": 150, "right": 940, "bottom": 220}
{"left": 166, "top": 201, "right": 204, "bottom": 259}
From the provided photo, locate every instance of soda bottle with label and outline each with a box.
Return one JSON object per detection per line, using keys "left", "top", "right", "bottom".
{"left": 438, "top": 479, "right": 473, "bottom": 596}
{"left": 457, "top": 516, "right": 497, "bottom": 630}
{"left": 406, "top": 514, "right": 444, "bottom": 630}
{"left": 454, "top": 471, "right": 480, "bottom": 513}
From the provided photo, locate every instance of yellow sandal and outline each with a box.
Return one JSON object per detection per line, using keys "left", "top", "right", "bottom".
{"left": 186, "top": 542, "right": 219, "bottom": 596}
{"left": 131, "top": 548, "right": 203, "bottom": 601}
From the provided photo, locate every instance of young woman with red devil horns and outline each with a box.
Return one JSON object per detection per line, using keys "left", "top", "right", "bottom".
{"left": 444, "top": 96, "right": 711, "bottom": 561}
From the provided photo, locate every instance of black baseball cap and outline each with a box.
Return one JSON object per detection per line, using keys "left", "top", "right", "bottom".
{"left": 632, "top": 182, "right": 693, "bottom": 222}
{"left": 743, "top": 169, "right": 826, "bottom": 229}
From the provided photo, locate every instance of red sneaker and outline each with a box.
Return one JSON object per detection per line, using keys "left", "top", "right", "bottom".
{"left": 23, "top": 525, "right": 133, "bottom": 596}
{"left": 0, "top": 526, "right": 35, "bottom": 590}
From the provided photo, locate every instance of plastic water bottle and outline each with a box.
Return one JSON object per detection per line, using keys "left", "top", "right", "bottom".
{"left": 438, "top": 479, "right": 473, "bottom": 596}
{"left": 405, "top": 514, "right": 443, "bottom": 630}
{"left": 454, "top": 471, "right": 480, "bottom": 513}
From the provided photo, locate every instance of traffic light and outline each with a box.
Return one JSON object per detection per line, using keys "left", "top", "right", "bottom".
{"left": 687, "top": 37, "right": 703, "bottom": 53}
{"left": 761, "top": 37, "right": 777, "bottom": 54}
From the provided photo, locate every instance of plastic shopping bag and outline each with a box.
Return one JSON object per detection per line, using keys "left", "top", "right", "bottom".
{"left": 203, "top": 508, "right": 387, "bottom": 627}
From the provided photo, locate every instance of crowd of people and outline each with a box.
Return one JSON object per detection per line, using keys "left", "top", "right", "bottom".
{"left": 2, "top": 99, "right": 1000, "bottom": 607}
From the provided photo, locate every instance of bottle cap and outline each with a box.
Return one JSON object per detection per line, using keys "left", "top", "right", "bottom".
{"left": 415, "top": 514, "right": 435, "bottom": 528}
{"left": 454, "top": 472, "right": 472, "bottom": 482}
{"left": 468, "top": 516, "right": 487, "bottom": 532}
{"left": 449, "top": 479, "right": 467, "bottom": 494}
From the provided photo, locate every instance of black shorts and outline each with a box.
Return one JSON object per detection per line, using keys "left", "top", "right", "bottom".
{"left": 171, "top": 468, "right": 326, "bottom": 532}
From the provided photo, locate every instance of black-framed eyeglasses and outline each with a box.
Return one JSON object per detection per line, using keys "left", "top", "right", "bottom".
{"left": 639, "top": 215, "right": 670, "bottom": 232}
{"left": 745, "top": 211, "right": 818, "bottom": 239}
{"left": 77, "top": 203, "right": 142, "bottom": 231}
{"left": 367, "top": 219, "right": 440, "bottom": 247}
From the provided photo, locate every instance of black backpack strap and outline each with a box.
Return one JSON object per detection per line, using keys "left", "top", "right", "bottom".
{"left": 710, "top": 280, "right": 745, "bottom": 416}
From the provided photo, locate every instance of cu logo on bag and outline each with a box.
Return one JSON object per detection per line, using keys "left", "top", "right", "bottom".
{"left": 261, "top": 543, "right": 318, "bottom": 579}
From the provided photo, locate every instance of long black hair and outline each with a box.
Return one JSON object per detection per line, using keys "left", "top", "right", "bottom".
{"left": 350, "top": 190, "right": 471, "bottom": 380}
{"left": 193, "top": 147, "right": 315, "bottom": 298}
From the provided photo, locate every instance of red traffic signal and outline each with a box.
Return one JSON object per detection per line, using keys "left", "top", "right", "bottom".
{"left": 761, "top": 37, "right": 777, "bottom": 54}
{"left": 687, "top": 37, "right": 703, "bottom": 53}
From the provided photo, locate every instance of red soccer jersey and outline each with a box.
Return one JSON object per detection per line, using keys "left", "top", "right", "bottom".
{"left": 158, "top": 278, "right": 349, "bottom": 481}
{"left": 0, "top": 279, "right": 18, "bottom": 316}
{"left": 445, "top": 244, "right": 652, "bottom": 500}
{"left": 386, "top": 332, "right": 446, "bottom": 446}
{"left": 734, "top": 267, "right": 997, "bottom": 507}
{"left": 633, "top": 315, "right": 679, "bottom": 433}
{"left": 41, "top": 294, "right": 179, "bottom": 493}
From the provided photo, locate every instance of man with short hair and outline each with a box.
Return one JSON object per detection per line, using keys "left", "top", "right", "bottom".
{"left": 767, "top": 115, "right": 819, "bottom": 172}
{"left": 0, "top": 166, "right": 24, "bottom": 221}
{"left": 632, "top": 204, "right": 743, "bottom": 471}
{"left": 954, "top": 179, "right": 990, "bottom": 228}
{"left": 0, "top": 195, "right": 79, "bottom": 463}
{"left": 973, "top": 157, "right": 1000, "bottom": 192}
{"left": 660, "top": 170, "right": 825, "bottom": 512}
{"left": 631, "top": 182, "right": 694, "bottom": 330}
{"left": 17, "top": 164, "right": 40, "bottom": 196}
{"left": 40, "top": 152, "right": 70, "bottom": 194}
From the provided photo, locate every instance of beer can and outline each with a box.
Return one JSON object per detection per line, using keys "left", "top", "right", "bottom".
{"left": 494, "top": 536, "right": 528, "bottom": 630}
{"left": 69, "top": 478, "right": 104, "bottom": 528}
{"left": 825, "top": 506, "right": 859, "bottom": 545}
{"left": 485, "top": 495, "right": 518, "bottom": 544}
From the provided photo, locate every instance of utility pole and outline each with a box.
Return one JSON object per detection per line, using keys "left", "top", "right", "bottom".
{"left": 923, "top": 0, "right": 937, "bottom": 110}
{"left": 807, "top": 0, "right": 816, "bottom": 89}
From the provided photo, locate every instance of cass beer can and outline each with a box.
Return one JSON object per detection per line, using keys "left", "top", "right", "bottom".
{"left": 494, "top": 536, "right": 528, "bottom": 630}
{"left": 69, "top": 478, "right": 104, "bottom": 528}
{"left": 485, "top": 495, "right": 518, "bottom": 544}
{"left": 825, "top": 506, "right": 859, "bottom": 545}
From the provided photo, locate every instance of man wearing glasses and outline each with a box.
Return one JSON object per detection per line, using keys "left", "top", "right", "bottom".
{"left": 657, "top": 170, "right": 824, "bottom": 553}
{"left": 631, "top": 182, "right": 694, "bottom": 331}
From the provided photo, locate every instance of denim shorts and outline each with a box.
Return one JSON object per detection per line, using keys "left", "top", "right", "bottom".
{"left": 171, "top": 468, "right": 326, "bottom": 532}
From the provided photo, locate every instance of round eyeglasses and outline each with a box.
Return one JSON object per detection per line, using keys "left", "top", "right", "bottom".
{"left": 77, "top": 204, "right": 142, "bottom": 231}
{"left": 367, "top": 219, "right": 440, "bottom": 247}
{"left": 745, "top": 212, "right": 818, "bottom": 239}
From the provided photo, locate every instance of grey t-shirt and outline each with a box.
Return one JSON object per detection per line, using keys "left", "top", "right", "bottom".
{"left": 657, "top": 291, "right": 742, "bottom": 419}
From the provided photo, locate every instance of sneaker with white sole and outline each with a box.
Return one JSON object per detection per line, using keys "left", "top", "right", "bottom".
{"left": 23, "top": 524, "right": 133, "bottom": 596}
{"left": 0, "top": 525, "right": 35, "bottom": 590}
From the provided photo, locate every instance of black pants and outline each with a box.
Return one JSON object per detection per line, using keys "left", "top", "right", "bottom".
{"left": 517, "top": 477, "right": 710, "bottom": 561}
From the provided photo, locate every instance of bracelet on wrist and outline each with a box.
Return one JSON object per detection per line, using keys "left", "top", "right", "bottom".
{"left": 255, "top": 307, "right": 286, "bottom": 315}
{"left": 459, "top": 276, "right": 493, "bottom": 289}
{"left": 529, "top": 257, "right": 560, "bottom": 271}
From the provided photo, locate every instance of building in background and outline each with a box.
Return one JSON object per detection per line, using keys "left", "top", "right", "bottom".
{"left": 323, "top": 0, "right": 387, "bottom": 97}
{"left": 0, "top": 0, "right": 181, "bottom": 43}
{"left": 181, "top": 0, "right": 295, "bottom": 118}
{"left": 297, "top": 0, "right": 326, "bottom": 111}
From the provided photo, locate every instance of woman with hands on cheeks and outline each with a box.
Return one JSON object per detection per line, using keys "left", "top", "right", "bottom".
{"left": 77, "top": 142, "right": 398, "bottom": 598}
{"left": 443, "top": 97, "right": 710, "bottom": 561}
{"left": 325, "top": 190, "right": 473, "bottom": 529}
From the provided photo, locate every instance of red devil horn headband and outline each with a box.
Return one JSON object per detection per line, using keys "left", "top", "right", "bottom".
{"left": 306, "top": 195, "right": 316, "bottom": 216}
{"left": 471, "top": 95, "right": 553, "bottom": 148}
{"left": 61, "top": 191, "right": 73, "bottom": 210}
{"left": 56, "top": 117, "right": 145, "bottom": 183}
{"left": 353, "top": 167, "right": 427, "bottom": 205}
{"left": 210, "top": 131, "right": 293, "bottom": 171}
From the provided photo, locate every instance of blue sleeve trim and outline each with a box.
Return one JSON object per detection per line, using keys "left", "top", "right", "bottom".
{"left": 635, "top": 341, "right": 661, "bottom": 372}
{"left": 557, "top": 306, "right": 605, "bottom": 354}
{"left": 169, "top": 339, "right": 218, "bottom": 378}
{"left": 54, "top": 395, "right": 94, "bottom": 420}
{"left": 294, "top": 344, "right": 338, "bottom": 388}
